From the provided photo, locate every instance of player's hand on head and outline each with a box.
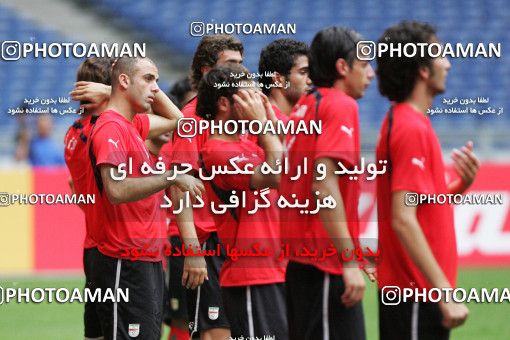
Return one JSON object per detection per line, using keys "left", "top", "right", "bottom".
{"left": 438, "top": 300, "right": 469, "bottom": 329}
{"left": 341, "top": 267, "right": 365, "bottom": 307}
{"left": 233, "top": 89, "right": 267, "bottom": 122}
{"left": 173, "top": 174, "right": 204, "bottom": 200}
{"left": 451, "top": 141, "right": 480, "bottom": 190}
{"left": 182, "top": 255, "right": 208, "bottom": 289}
{"left": 70, "top": 81, "right": 111, "bottom": 111}
{"left": 261, "top": 93, "right": 277, "bottom": 123}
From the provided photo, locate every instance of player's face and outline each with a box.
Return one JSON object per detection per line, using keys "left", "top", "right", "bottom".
{"left": 284, "top": 55, "right": 311, "bottom": 105}
{"left": 128, "top": 59, "right": 160, "bottom": 112}
{"left": 216, "top": 50, "right": 243, "bottom": 66}
{"left": 344, "top": 59, "right": 375, "bottom": 99}
{"left": 426, "top": 36, "right": 451, "bottom": 95}
{"left": 428, "top": 55, "right": 451, "bottom": 95}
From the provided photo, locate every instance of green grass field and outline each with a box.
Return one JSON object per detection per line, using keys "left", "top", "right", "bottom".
{"left": 0, "top": 268, "right": 509, "bottom": 339}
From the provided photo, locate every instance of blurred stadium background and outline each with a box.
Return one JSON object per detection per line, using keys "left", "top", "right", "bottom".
{"left": 0, "top": 0, "right": 509, "bottom": 339}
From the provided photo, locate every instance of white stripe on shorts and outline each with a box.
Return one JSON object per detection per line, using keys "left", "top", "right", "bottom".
{"left": 322, "top": 273, "right": 330, "bottom": 340}
{"left": 246, "top": 286, "right": 255, "bottom": 337}
{"left": 189, "top": 241, "right": 207, "bottom": 338}
{"left": 113, "top": 259, "right": 122, "bottom": 340}
{"left": 411, "top": 302, "right": 419, "bottom": 340}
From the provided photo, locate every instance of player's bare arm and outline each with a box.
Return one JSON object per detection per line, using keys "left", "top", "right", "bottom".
{"left": 392, "top": 190, "right": 469, "bottom": 328}
{"left": 313, "top": 157, "right": 366, "bottom": 308}
{"left": 100, "top": 164, "right": 204, "bottom": 204}
{"left": 70, "top": 80, "right": 183, "bottom": 137}
{"left": 170, "top": 184, "right": 208, "bottom": 290}
{"left": 70, "top": 81, "right": 111, "bottom": 111}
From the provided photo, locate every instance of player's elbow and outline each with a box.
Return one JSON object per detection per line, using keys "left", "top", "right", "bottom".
{"left": 311, "top": 179, "right": 331, "bottom": 198}
{"left": 391, "top": 212, "right": 411, "bottom": 235}
{"left": 105, "top": 184, "right": 126, "bottom": 205}
{"left": 250, "top": 173, "right": 280, "bottom": 190}
{"left": 266, "top": 173, "right": 281, "bottom": 189}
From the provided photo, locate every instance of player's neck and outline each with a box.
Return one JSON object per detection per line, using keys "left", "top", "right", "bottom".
{"left": 405, "top": 85, "right": 434, "bottom": 116}
{"left": 269, "top": 92, "right": 292, "bottom": 116}
{"left": 332, "top": 79, "right": 350, "bottom": 97}
{"left": 106, "top": 96, "right": 136, "bottom": 121}
{"left": 145, "top": 140, "right": 162, "bottom": 156}
{"left": 209, "top": 131, "right": 240, "bottom": 142}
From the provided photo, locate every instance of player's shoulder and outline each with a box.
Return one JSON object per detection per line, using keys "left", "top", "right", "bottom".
{"left": 322, "top": 88, "right": 358, "bottom": 112}
{"left": 393, "top": 103, "right": 430, "bottom": 133}
{"left": 181, "top": 97, "right": 198, "bottom": 118}
{"left": 201, "top": 138, "right": 245, "bottom": 162}
{"left": 92, "top": 112, "right": 130, "bottom": 140}
{"left": 95, "top": 110, "right": 128, "bottom": 128}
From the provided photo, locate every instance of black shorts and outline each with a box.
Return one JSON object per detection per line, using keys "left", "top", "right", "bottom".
{"left": 167, "top": 235, "right": 188, "bottom": 320}
{"left": 286, "top": 261, "right": 366, "bottom": 340}
{"left": 187, "top": 232, "right": 230, "bottom": 336}
{"left": 222, "top": 283, "right": 288, "bottom": 339}
{"left": 379, "top": 292, "right": 450, "bottom": 340}
{"left": 83, "top": 247, "right": 102, "bottom": 338}
{"left": 90, "top": 248, "right": 164, "bottom": 340}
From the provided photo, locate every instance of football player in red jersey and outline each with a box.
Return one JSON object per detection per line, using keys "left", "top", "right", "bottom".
{"left": 87, "top": 57, "right": 204, "bottom": 340}
{"left": 280, "top": 27, "right": 375, "bottom": 340}
{"left": 197, "top": 63, "right": 287, "bottom": 339}
{"left": 258, "top": 38, "right": 311, "bottom": 122}
{"left": 171, "top": 35, "right": 243, "bottom": 340}
{"left": 375, "top": 21, "right": 479, "bottom": 339}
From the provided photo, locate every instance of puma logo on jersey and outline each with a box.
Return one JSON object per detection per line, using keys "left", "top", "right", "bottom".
{"left": 411, "top": 157, "right": 426, "bottom": 170}
{"left": 294, "top": 104, "right": 308, "bottom": 118}
{"left": 230, "top": 154, "right": 249, "bottom": 163}
{"left": 341, "top": 125, "right": 354, "bottom": 138}
{"left": 108, "top": 138, "right": 120, "bottom": 148}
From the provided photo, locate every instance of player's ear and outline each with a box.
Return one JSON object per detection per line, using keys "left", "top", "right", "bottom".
{"left": 335, "top": 58, "right": 349, "bottom": 77}
{"left": 418, "top": 65, "right": 431, "bottom": 81}
{"left": 272, "top": 72, "right": 285, "bottom": 88}
{"left": 217, "top": 96, "right": 230, "bottom": 113}
{"left": 118, "top": 73, "right": 130, "bottom": 90}
{"left": 201, "top": 65, "right": 212, "bottom": 76}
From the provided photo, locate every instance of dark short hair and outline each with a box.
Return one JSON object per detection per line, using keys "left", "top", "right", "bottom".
{"left": 309, "top": 26, "right": 362, "bottom": 87}
{"left": 258, "top": 39, "right": 309, "bottom": 95}
{"left": 76, "top": 57, "right": 116, "bottom": 109}
{"left": 196, "top": 63, "right": 250, "bottom": 120}
{"left": 376, "top": 21, "right": 437, "bottom": 102}
{"left": 169, "top": 77, "right": 193, "bottom": 109}
{"left": 111, "top": 57, "right": 155, "bottom": 90}
{"left": 190, "top": 35, "right": 244, "bottom": 90}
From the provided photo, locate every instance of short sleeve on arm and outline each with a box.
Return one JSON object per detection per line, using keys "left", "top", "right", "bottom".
{"left": 133, "top": 114, "right": 150, "bottom": 140}
{"left": 390, "top": 127, "right": 434, "bottom": 194}
{"left": 92, "top": 122, "right": 129, "bottom": 167}
{"left": 314, "top": 98, "right": 358, "bottom": 167}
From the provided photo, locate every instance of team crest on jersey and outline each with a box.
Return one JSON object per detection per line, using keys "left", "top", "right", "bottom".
{"left": 208, "top": 306, "right": 219, "bottom": 320}
{"left": 294, "top": 104, "right": 308, "bottom": 118}
{"left": 128, "top": 323, "right": 140, "bottom": 337}
{"left": 171, "top": 298, "right": 179, "bottom": 311}
{"left": 66, "top": 137, "right": 77, "bottom": 151}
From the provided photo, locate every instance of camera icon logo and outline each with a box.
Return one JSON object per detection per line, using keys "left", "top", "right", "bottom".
{"left": 381, "top": 286, "right": 401, "bottom": 305}
{"left": 190, "top": 22, "right": 205, "bottom": 37}
{"left": 357, "top": 41, "right": 376, "bottom": 61}
{"left": 0, "top": 192, "right": 10, "bottom": 207}
{"left": 405, "top": 192, "right": 419, "bottom": 206}
{"left": 1, "top": 41, "right": 21, "bottom": 61}
{"left": 177, "top": 118, "right": 197, "bottom": 138}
